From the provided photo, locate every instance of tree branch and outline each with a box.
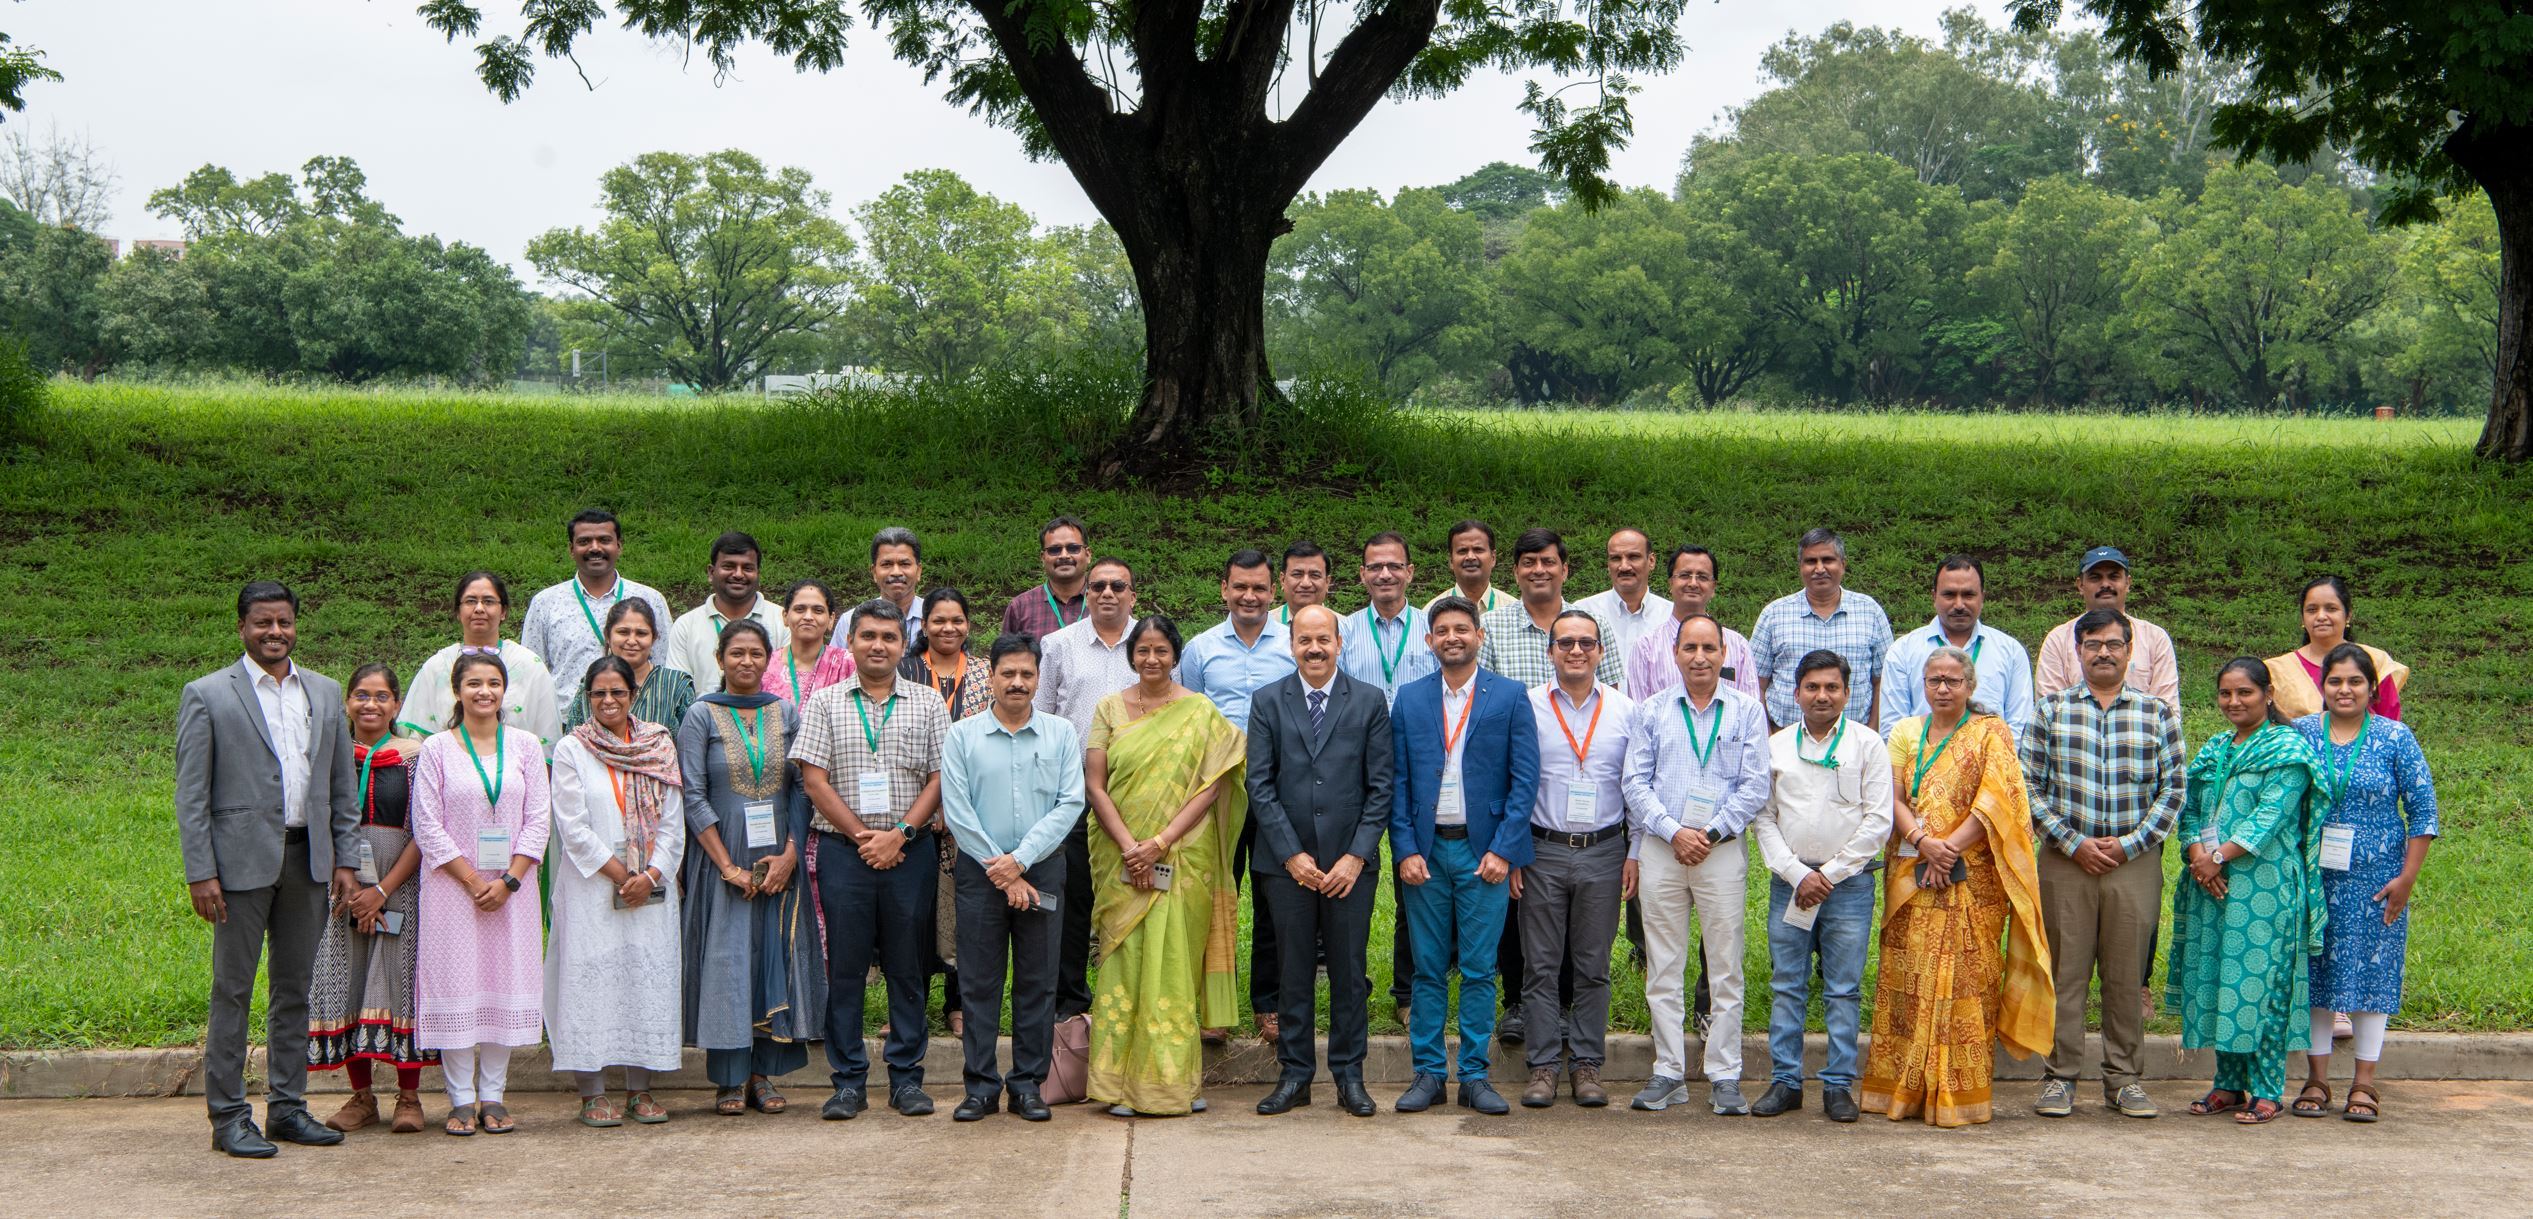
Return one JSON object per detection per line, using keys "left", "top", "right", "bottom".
{"left": 1270, "top": 0, "right": 1446, "bottom": 196}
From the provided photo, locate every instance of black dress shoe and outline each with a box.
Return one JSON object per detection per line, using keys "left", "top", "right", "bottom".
{"left": 1749, "top": 1082, "right": 1804, "bottom": 1117}
{"left": 953, "top": 1094, "right": 998, "bottom": 1122}
{"left": 268, "top": 1108, "right": 343, "bottom": 1147}
{"left": 1823, "top": 1087, "right": 1860, "bottom": 1123}
{"left": 1496, "top": 1009, "right": 1527, "bottom": 1045}
{"left": 211, "top": 1117, "right": 277, "bottom": 1159}
{"left": 1335, "top": 1076, "right": 1377, "bottom": 1118}
{"left": 821, "top": 1087, "right": 866, "bottom": 1120}
{"left": 1456, "top": 1080, "right": 1510, "bottom": 1115}
{"left": 1256, "top": 1080, "right": 1313, "bottom": 1115}
{"left": 1395, "top": 1074, "right": 1447, "bottom": 1113}
{"left": 892, "top": 1085, "right": 935, "bottom": 1116}
{"left": 1009, "top": 1091, "right": 1053, "bottom": 1122}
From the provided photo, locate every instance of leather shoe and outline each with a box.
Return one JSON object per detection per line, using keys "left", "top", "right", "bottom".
{"left": 1521, "top": 1067, "right": 1559, "bottom": 1108}
{"left": 821, "top": 1087, "right": 866, "bottom": 1120}
{"left": 1457, "top": 1080, "right": 1510, "bottom": 1115}
{"left": 211, "top": 1116, "right": 277, "bottom": 1159}
{"left": 1335, "top": 1076, "right": 1377, "bottom": 1118}
{"left": 1496, "top": 1008, "right": 1527, "bottom": 1045}
{"left": 1395, "top": 1074, "right": 1447, "bottom": 1113}
{"left": 1256, "top": 1080, "right": 1313, "bottom": 1115}
{"left": 1009, "top": 1091, "right": 1052, "bottom": 1122}
{"left": 1750, "top": 1082, "right": 1804, "bottom": 1117}
{"left": 953, "top": 1094, "right": 997, "bottom": 1122}
{"left": 1572, "top": 1064, "right": 1609, "bottom": 1108}
{"left": 269, "top": 1107, "right": 344, "bottom": 1147}
{"left": 1823, "top": 1087, "right": 1860, "bottom": 1123}
{"left": 892, "top": 1085, "right": 936, "bottom": 1116}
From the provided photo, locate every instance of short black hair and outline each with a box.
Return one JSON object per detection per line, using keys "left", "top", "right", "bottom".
{"left": 1445, "top": 519, "right": 1496, "bottom": 551}
{"left": 1549, "top": 608, "right": 1603, "bottom": 643}
{"left": 1511, "top": 527, "right": 1566, "bottom": 564}
{"left": 237, "top": 580, "right": 298, "bottom": 621}
{"left": 1087, "top": 555, "right": 1134, "bottom": 583}
{"left": 871, "top": 526, "right": 922, "bottom": 563}
{"left": 709, "top": 530, "right": 762, "bottom": 565}
{"left": 847, "top": 597, "right": 907, "bottom": 641}
{"left": 987, "top": 632, "right": 1042, "bottom": 670}
{"left": 1224, "top": 548, "right": 1272, "bottom": 578}
{"left": 1427, "top": 594, "right": 1483, "bottom": 630}
{"left": 567, "top": 508, "right": 620, "bottom": 543}
{"left": 1795, "top": 648, "right": 1849, "bottom": 685}
{"left": 1668, "top": 545, "right": 1720, "bottom": 583}
{"left": 452, "top": 570, "right": 510, "bottom": 612}
{"left": 2073, "top": 607, "right": 2132, "bottom": 645}
{"left": 1124, "top": 614, "right": 1185, "bottom": 664}
{"left": 1934, "top": 554, "right": 1984, "bottom": 588}
{"left": 716, "top": 619, "right": 773, "bottom": 657}
{"left": 1282, "top": 540, "right": 1328, "bottom": 571}
{"left": 1362, "top": 530, "right": 1412, "bottom": 560}
{"left": 1040, "top": 515, "right": 1088, "bottom": 545}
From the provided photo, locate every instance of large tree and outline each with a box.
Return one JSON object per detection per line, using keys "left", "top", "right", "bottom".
{"left": 1270, "top": 187, "right": 1492, "bottom": 393}
{"left": 845, "top": 169, "right": 1049, "bottom": 383}
{"left": 1966, "top": 174, "right": 2138, "bottom": 403}
{"left": 0, "top": 31, "right": 58, "bottom": 120}
{"left": 416, "top": 0, "right": 1686, "bottom": 475}
{"left": 2012, "top": 0, "right": 2533, "bottom": 458}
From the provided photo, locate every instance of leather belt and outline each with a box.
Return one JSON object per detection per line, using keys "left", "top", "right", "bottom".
{"left": 1434, "top": 824, "right": 1471, "bottom": 840}
{"left": 1531, "top": 822, "right": 1625, "bottom": 848}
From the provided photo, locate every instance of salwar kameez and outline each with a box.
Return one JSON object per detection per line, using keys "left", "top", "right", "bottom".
{"left": 677, "top": 695, "right": 825, "bottom": 1087}
{"left": 307, "top": 739, "right": 439, "bottom": 1077}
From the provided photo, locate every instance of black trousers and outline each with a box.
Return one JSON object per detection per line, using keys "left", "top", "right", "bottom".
{"left": 1234, "top": 816, "right": 1281, "bottom": 1015}
{"left": 1261, "top": 867, "right": 1374, "bottom": 1081}
{"left": 1387, "top": 856, "right": 1414, "bottom": 1010}
{"left": 1057, "top": 817, "right": 1094, "bottom": 1018}
{"left": 819, "top": 829, "right": 934, "bottom": 1091}
{"left": 955, "top": 852, "right": 1064, "bottom": 1099}
{"left": 205, "top": 837, "right": 327, "bottom": 1125}
{"left": 1498, "top": 895, "right": 1580, "bottom": 1015}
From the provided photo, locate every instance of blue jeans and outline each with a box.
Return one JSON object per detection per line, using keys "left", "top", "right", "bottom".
{"left": 1402, "top": 835, "right": 1511, "bottom": 1081}
{"left": 1765, "top": 871, "right": 1875, "bottom": 1090}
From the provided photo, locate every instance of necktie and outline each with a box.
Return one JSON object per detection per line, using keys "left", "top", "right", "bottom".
{"left": 1308, "top": 688, "right": 1327, "bottom": 734}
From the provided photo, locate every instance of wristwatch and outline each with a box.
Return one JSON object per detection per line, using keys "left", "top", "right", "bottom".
{"left": 501, "top": 873, "right": 521, "bottom": 892}
{"left": 896, "top": 821, "right": 917, "bottom": 841}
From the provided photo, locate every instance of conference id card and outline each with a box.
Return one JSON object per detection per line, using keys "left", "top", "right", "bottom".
{"left": 475, "top": 827, "right": 511, "bottom": 871}
{"left": 1680, "top": 781, "right": 1723, "bottom": 831}
{"left": 1564, "top": 782, "right": 1598, "bottom": 828}
{"left": 1781, "top": 897, "right": 1820, "bottom": 932}
{"left": 355, "top": 840, "right": 379, "bottom": 886}
{"left": 2319, "top": 824, "right": 2355, "bottom": 872}
{"left": 857, "top": 771, "right": 892, "bottom": 820}
{"left": 1436, "top": 774, "right": 1465, "bottom": 823}
{"left": 743, "top": 800, "right": 778, "bottom": 849}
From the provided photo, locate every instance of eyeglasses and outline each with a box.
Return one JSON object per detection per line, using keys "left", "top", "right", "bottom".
{"left": 588, "top": 689, "right": 632, "bottom": 702}
{"left": 1086, "top": 580, "right": 1130, "bottom": 593}
{"left": 1361, "top": 563, "right": 1407, "bottom": 574}
{"left": 348, "top": 692, "right": 397, "bottom": 706}
{"left": 1923, "top": 675, "right": 1966, "bottom": 689}
{"left": 2077, "top": 640, "right": 2127, "bottom": 654}
{"left": 1551, "top": 638, "right": 1601, "bottom": 652}
{"left": 1043, "top": 542, "right": 1086, "bottom": 555}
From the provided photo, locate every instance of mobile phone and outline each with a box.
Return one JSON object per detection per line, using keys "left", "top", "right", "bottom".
{"left": 1031, "top": 888, "right": 1059, "bottom": 913}
{"left": 1918, "top": 857, "right": 1969, "bottom": 887}
{"left": 379, "top": 910, "right": 405, "bottom": 936}
{"left": 751, "top": 858, "right": 772, "bottom": 887}
{"left": 1151, "top": 862, "right": 1175, "bottom": 891}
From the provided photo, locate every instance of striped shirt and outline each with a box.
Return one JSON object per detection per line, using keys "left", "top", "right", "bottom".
{"left": 1748, "top": 588, "right": 1893, "bottom": 727}
{"left": 1477, "top": 601, "right": 1622, "bottom": 689}
{"left": 2017, "top": 684, "right": 2187, "bottom": 860}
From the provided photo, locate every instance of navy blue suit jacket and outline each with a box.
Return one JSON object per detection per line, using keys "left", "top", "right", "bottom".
{"left": 1389, "top": 667, "right": 1539, "bottom": 868}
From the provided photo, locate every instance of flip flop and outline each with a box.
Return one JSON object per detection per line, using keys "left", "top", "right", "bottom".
{"left": 628, "top": 1091, "right": 669, "bottom": 1124}
{"left": 578, "top": 1095, "right": 623, "bottom": 1128}
{"left": 443, "top": 1103, "right": 477, "bottom": 1137}
{"left": 479, "top": 1102, "right": 515, "bottom": 1134}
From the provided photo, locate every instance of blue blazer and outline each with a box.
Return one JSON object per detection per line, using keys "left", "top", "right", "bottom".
{"left": 1389, "top": 668, "right": 1539, "bottom": 868}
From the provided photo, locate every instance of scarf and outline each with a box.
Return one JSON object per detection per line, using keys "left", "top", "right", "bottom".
{"left": 2187, "top": 719, "right": 2338, "bottom": 953}
{"left": 570, "top": 717, "right": 682, "bottom": 859}
{"left": 698, "top": 690, "right": 780, "bottom": 710}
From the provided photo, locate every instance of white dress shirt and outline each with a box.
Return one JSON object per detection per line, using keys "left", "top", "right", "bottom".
{"left": 1529, "top": 681, "right": 1633, "bottom": 833}
{"left": 1574, "top": 587, "right": 1670, "bottom": 666}
{"left": 1034, "top": 617, "right": 1141, "bottom": 741}
{"left": 1754, "top": 717, "right": 1894, "bottom": 887}
{"left": 245, "top": 656, "right": 312, "bottom": 828}
{"left": 1436, "top": 672, "right": 1477, "bottom": 826}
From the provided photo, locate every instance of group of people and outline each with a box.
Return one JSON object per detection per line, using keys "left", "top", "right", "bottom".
{"left": 175, "top": 510, "right": 2439, "bottom": 1157}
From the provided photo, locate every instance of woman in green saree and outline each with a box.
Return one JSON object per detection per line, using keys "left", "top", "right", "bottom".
{"left": 2170, "top": 656, "right": 2337, "bottom": 1125}
{"left": 1083, "top": 615, "right": 1248, "bottom": 1117}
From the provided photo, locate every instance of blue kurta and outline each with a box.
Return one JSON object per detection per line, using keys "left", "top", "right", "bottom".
{"left": 2295, "top": 713, "right": 2438, "bottom": 1013}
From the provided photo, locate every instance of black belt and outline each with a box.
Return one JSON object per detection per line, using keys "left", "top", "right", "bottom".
{"left": 1434, "top": 824, "right": 1470, "bottom": 840}
{"left": 283, "top": 826, "right": 309, "bottom": 844}
{"left": 1532, "top": 822, "right": 1625, "bottom": 849}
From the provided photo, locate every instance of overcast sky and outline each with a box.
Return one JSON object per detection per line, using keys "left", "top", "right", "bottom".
{"left": 11, "top": 0, "right": 1991, "bottom": 270}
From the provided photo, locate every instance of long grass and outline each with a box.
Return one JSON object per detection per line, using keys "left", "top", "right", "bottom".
{"left": 3, "top": 377, "right": 2526, "bottom": 1048}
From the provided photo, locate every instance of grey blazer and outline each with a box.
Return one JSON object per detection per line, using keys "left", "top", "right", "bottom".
{"left": 1244, "top": 670, "right": 1395, "bottom": 873}
{"left": 174, "top": 659, "right": 360, "bottom": 889}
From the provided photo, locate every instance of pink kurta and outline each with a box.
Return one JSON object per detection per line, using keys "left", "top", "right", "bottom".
{"left": 410, "top": 728, "right": 552, "bottom": 1049}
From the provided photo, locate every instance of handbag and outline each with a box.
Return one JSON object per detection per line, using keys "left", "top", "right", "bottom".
{"left": 1043, "top": 1012, "right": 1093, "bottom": 1104}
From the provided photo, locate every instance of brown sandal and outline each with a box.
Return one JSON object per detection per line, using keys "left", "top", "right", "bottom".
{"left": 2344, "top": 1083, "right": 2381, "bottom": 1123}
{"left": 747, "top": 1076, "right": 786, "bottom": 1113}
{"left": 2189, "top": 1089, "right": 2247, "bottom": 1116}
{"left": 2236, "top": 1097, "right": 2284, "bottom": 1124}
{"left": 443, "top": 1103, "right": 478, "bottom": 1137}
{"left": 714, "top": 1087, "right": 747, "bottom": 1116}
{"left": 2291, "top": 1082, "right": 2332, "bottom": 1117}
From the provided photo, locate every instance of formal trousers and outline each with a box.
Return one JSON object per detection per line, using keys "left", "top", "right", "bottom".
{"left": 1262, "top": 865, "right": 1375, "bottom": 1083}
{"left": 205, "top": 836, "right": 329, "bottom": 1126}
{"left": 956, "top": 852, "right": 1065, "bottom": 1100}
{"left": 2039, "top": 843, "right": 2163, "bottom": 1091}
{"left": 1640, "top": 837, "right": 1747, "bottom": 1081}
{"left": 818, "top": 828, "right": 936, "bottom": 1091}
{"left": 1519, "top": 832, "right": 1626, "bottom": 1071}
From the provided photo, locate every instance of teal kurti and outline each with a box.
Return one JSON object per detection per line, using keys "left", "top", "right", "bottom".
{"left": 2165, "top": 722, "right": 2336, "bottom": 1100}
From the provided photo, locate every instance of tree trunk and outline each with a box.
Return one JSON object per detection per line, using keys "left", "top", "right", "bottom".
{"left": 2451, "top": 118, "right": 2533, "bottom": 462}
{"left": 1104, "top": 217, "right": 1281, "bottom": 480}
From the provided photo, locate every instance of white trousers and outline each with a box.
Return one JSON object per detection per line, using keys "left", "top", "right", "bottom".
{"left": 1640, "top": 837, "right": 1747, "bottom": 1081}
{"left": 440, "top": 1043, "right": 514, "bottom": 1108}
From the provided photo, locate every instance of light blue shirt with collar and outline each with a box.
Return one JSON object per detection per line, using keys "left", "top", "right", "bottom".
{"left": 939, "top": 708, "right": 1086, "bottom": 869}
{"left": 1175, "top": 614, "right": 1295, "bottom": 732}
{"left": 1880, "top": 617, "right": 2035, "bottom": 746}
{"left": 1340, "top": 602, "right": 1438, "bottom": 707}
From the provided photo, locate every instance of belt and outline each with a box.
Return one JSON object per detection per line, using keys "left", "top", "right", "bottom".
{"left": 1531, "top": 822, "right": 1625, "bottom": 849}
{"left": 1434, "top": 824, "right": 1470, "bottom": 840}
{"left": 283, "top": 826, "right": 310, "bottom": 844}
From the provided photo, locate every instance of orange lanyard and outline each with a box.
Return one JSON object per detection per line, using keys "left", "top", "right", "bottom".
{"left": 1442, "top": 681, "right": 1478, "bottom": 758}
{"left": 607, "top": 765, "right": 627, "bottom": 814}
{"left": 925, "top": 653, "right": 968, "bottom": 713}
{"left": 1550, "top": 688, "right": 1604, "bottom": 766}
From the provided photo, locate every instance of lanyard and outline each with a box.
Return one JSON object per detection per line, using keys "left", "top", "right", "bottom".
{"left": 1910, "top": 715, "right": 1966, "bottom": 799}
{"left": 356, "top": 737, "right": 387, "bottom": 821}
{"left": 458, "top": 723, "right": 505, "bottom": 809}
{"left": 1798, "top": 717, "right": 1845, "bottom": 769}
{"left": 926, "top": 653, "right": 969, "bottom": 715}
{"left": 730, "top": 705, "right": 768, "bottom": 782}
{"left": 853, "top": 687, "right": 897, "bottom": 755}
{"left": 572, "top": 577, "right": 621, "bottom": 644}
{"left": 1441, "top": 680, "right": 1478, "bottom": 759}
{"left": 607, "top": 764, "right": 628, "bottom": 815}
{"left": 1550, "top": 687, "right": 1605, "bottom": 766}
{"left": 1678, "top": 695, "right": 1722, "bottom": 768}
{"left": 1044, "top": 583, "right": 1076, "bottom": 630}
{"left": 1372, "top": 611, "right": 1412, "bottom": 684}
{"left": 2325, "top": 715, "right": 2367, "bottom": 807}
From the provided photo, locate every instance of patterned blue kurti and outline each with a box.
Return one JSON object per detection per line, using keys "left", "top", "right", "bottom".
{"left": 2295, "top": 713, "right": 2438, "bottom": 1014}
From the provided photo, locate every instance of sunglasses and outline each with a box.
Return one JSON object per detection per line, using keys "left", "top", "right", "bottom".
{"left": 1551, "top": 638, "right": 1601, "bottom": 652}
{"left": 1043, "top": 542, "right": 1086, "bottom": 555}
{"left": 1086, "top": 580, "right": 1131, "bottom": 593}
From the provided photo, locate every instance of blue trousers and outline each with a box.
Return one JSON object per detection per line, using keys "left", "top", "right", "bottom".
{"left": 1764, "top": 871, "right": 1875, "bottom": 1091}
{"left": 1403, "top": 835, "right": 1511, "bottom": 1081}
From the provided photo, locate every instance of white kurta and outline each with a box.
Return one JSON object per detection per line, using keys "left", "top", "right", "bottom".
{"left": 665, "top": 596, "right": 791, "bottom": 696}
{"left": 400, "top": 640, "right": 565, "bottom": 753}
{"left": 542, "top": 734, "right": 687, "bottom": 1073}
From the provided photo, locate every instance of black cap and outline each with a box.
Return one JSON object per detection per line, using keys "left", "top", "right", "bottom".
{"left": 2079, "top": 546, "right": 2130, "bottom": 576}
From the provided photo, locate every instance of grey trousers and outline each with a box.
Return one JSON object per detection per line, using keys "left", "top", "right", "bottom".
{"left": 206, "top": 837, "right": 329, "bottom": 1125}
{"left": 1520, "top": 832, "right": 1626, "bottom": 1071}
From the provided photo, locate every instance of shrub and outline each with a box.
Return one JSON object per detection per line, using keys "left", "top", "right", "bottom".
{"left": 0, "top": 338, "right": 46, "bottom": 446}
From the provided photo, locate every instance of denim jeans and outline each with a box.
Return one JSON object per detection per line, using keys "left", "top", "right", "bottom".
{"left": 1765, "top": 871, "right": 1875, "bottom": 1090}
{"left": 1402, "top": 834, "right": 1511, "bottom": 1081}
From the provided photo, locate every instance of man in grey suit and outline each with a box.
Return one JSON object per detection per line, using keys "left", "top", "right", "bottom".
{"left": 175, "top": 582, "right": 362, "bottom": 1158}
{"left": 1244, "top": 604, "right": 1393, "bottom": 1118}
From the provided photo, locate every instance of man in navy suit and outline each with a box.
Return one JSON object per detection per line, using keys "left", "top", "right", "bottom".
{"left": 1388, "top": 594, "right": 1540, "bottom": 1116}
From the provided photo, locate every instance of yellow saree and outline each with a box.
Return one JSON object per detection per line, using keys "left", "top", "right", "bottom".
{"left": 1083, "top": 692, "right": 1248, "bottom": 1115}
{"left": 1861, "top": 714, "right": 2053, "bottom": 1127}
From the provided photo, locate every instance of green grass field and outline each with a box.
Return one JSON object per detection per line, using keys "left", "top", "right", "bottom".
{"left": 4, "top": 381, "right": 2527, "bottom": 1048}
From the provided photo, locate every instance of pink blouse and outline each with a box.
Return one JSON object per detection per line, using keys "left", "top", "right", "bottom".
{"left": 766, "top": 644, "right": 855, "bottom": 708}
{"left": 2298, "top": 652, "right": 2401, "bottom": 721}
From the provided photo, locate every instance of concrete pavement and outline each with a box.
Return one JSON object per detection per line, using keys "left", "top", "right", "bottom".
{"left": 6, "top": 1081, "right": 2529, "bottom": 1216}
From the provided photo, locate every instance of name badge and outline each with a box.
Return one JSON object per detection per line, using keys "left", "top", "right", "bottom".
{"left": 857, "top": 771, "right": 892, "bottom": 821}
{"left": 2199, "top": 824, "right": 2222, "bottom": 855}
{"left": 1781, "top": 895, "right": 1820, "bottom": 931}
{"left": 475, "top": 827, "right": 511, "bottom": 871}
{"left": 744, "top": 800, "right": 779, "bottom": 849}
{"left": 1680, "top": 781, "right": 1723, "bottom": 831}
{"left": 1437, "top": 774, "right": 1465, "bottom": 822}
{"left": 355, "top": 839, "right": 379, "bottom": 886}
{"left": 2319, "top": 824, "right": 2355, "bottom": 872}
{"left": 1563, "top": 781, "right": 1598, "bottom": 827}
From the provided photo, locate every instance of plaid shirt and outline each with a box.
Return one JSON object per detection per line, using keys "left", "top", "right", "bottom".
{"left": 2017, "top": 684, "right": 2186, "bottom": 859}
{"left": 1477, "top": 601, "right": 1622, "bottom": 689}
{"left": 789, "top": 680, "right": 949, "bottom": 833}
{"left": 1748, "top": 588, "right": 1893, "bottom": 727}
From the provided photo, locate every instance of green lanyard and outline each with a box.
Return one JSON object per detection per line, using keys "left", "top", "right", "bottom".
{"left": 787, "top": 648, "right": 803, "bottom": 700}
{"left": 355, "top": 737, "right": 387, "bottom": 818}
{"left": 1798, "top": 717, "right": 1846, "bottom": 769}
{"left": 730, "top": 705, "right": 768, "bottom": 783}
{"left": 2325, "top": 715, "right": 2367, "bottom": 808}
{"left": 1678, "top": 694, "right": 1723, "bottom": 768}
{"left": 572, "top": 577, "right": 621, "bottom": 644}
{"left": 852, "top": 688, "right": 896, "bottom": 755}
{"left": 1909, "top": 716, "right": 1967, "bottom": 800}
{"left": 1044, "top": 584, "right": 1076, "bottom": 630}
{"left": 1373, "top": 612, "right": 1412, "bottom": 685}
{"left": 458, "top": 723, "right": 505, "bottom": 809}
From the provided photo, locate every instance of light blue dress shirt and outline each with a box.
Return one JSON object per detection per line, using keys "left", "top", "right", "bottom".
{"left": 1175, "top": 615, "right": 1295, "bottom": 731}
{"left": 939, "top": 709, "right": 1087, "bottom": 869}
{"left": 1879, "top": 618, "right": 2035, "bottom": 747}
{"left": 1340, "top": 603, "right": 1438, "bottom": 707}
{"left": 1619, "top": 684, "right": 1772, "bottom": 858}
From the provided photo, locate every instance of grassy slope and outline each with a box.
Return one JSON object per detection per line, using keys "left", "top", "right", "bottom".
{"left": 4, "top": 383, "right": 2526, "bottom": 1047}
